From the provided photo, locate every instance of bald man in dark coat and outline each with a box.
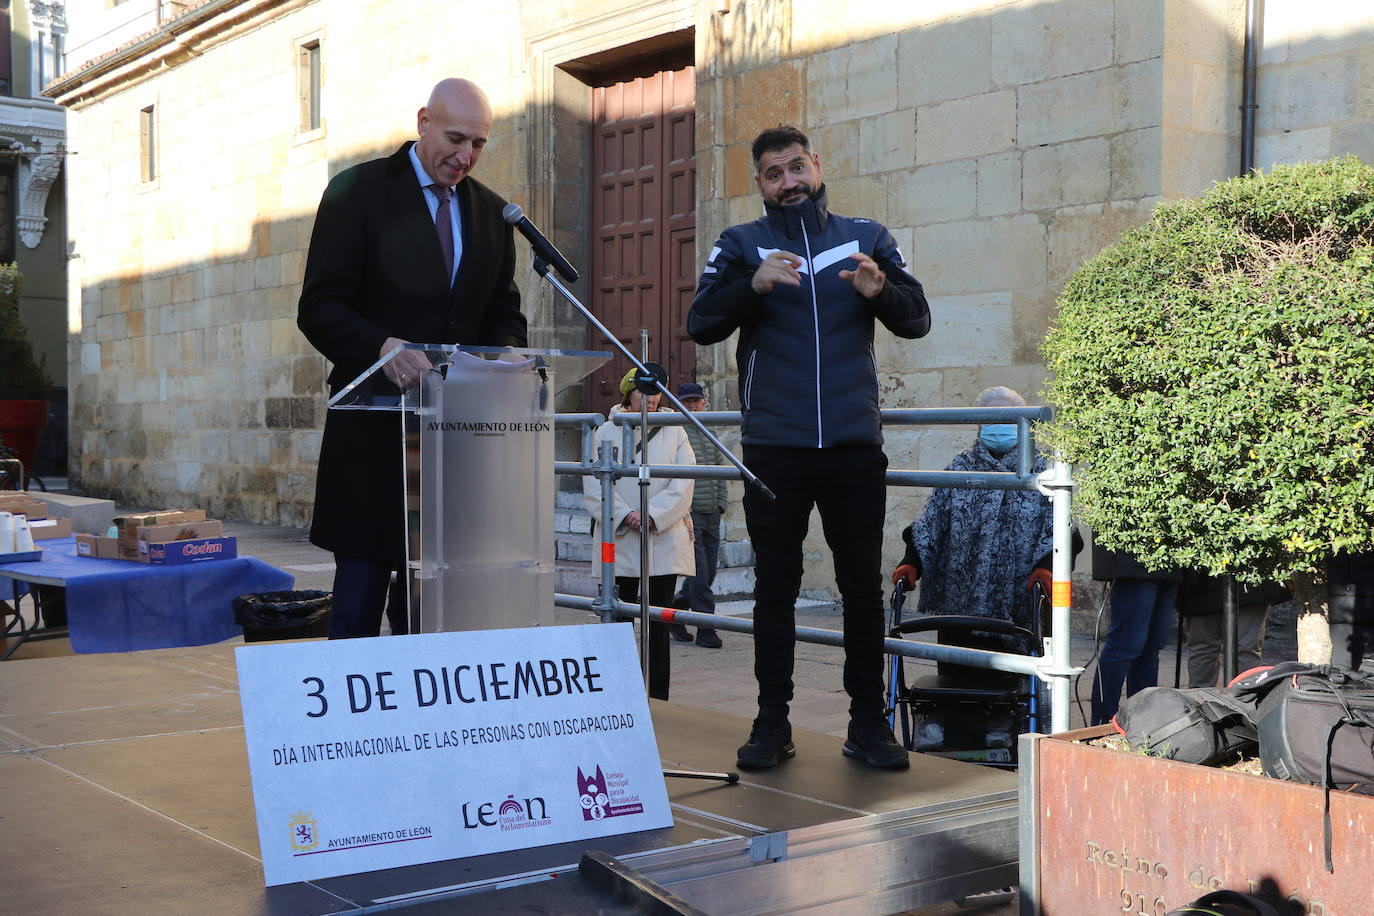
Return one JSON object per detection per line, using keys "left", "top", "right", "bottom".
{"left": 298, "top": 78, "right": 527, "bottom": 637}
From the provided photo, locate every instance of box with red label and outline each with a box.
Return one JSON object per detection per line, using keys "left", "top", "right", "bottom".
{"left": 145, "top": 536, "right": 238, "bottom": 565}
{"left": 111, "top": 521, "right": 222, "bottom": 561}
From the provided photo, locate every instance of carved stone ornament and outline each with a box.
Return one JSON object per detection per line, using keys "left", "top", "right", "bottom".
{"left": 30, "top": 1, "right": 67, "bottom": 28}
{"left": 19, "top": 151, "right": 62, "bottom": 248}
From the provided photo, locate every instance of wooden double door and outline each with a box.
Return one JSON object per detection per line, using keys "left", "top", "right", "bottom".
{"left": 586, "top": 65, "right": 698, "bottom": 406}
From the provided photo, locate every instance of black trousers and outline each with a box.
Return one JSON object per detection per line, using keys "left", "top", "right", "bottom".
{"left": 616, "top": 575, "right": 673, "bottom": 700}
{"left": 329, "top": 554, "right": 409, "bottom": 638}
{"left": 742, "top": 444, "right": 888, "bottom": 719}
{"left": 1329, "top": 622, "right": 1374, "bottom": 670}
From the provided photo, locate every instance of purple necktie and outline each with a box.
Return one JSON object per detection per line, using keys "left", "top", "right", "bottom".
{"left": 432, "top": 184, "right": 454, "bottom": 283}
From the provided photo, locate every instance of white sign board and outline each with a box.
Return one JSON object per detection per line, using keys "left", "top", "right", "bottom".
{"left": 236, "top": 623, "right": 671, "bottom": 886}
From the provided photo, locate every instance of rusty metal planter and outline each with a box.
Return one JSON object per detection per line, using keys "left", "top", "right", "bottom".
{"left": 1018, "top": 725, "right": 1374, "bottom": 915}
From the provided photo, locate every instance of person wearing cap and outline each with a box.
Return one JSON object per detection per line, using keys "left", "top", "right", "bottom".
{"left": 582, "top": 366, "right": 697, "bottom": 699}
{"left": 669, "top": 382, "right": 727, "bottom": 649}
{"left": 689, "top": 125, "right": 930, "bottom": 769}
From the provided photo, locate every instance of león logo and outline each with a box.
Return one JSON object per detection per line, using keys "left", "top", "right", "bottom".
{"left": 289, "top": 811, "right": 318, "bottom": 852}
{"left": 461, "top": 793, "right": 551, "bottom": 832}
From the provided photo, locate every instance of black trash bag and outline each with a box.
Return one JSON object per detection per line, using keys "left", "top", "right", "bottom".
{"left": 234, "top": 590, "right": 331, "bottom": 642}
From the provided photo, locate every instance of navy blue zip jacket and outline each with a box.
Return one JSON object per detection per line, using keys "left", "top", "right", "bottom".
{"left": 688, "top": 186, "right": 930, "bottom": 448}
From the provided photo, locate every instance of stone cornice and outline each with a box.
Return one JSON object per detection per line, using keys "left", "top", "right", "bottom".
{"left": 0, "top": 96, "right": 67, "bottom": 134}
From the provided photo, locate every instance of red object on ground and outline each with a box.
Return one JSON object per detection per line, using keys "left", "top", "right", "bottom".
{"left": 0, "top": 400, "right": 48, "bottom": 477}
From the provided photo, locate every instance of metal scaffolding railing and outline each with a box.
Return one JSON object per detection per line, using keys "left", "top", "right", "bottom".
{"left": 552, "top": 406, "right": 1082, "bottom": 733}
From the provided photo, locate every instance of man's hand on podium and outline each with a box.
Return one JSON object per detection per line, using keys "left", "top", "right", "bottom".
{"left": 381, "top": 337, "right": 436, "bottom": 390}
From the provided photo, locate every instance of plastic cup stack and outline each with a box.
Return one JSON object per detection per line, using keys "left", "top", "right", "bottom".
{"left": 0, "top": 511, "right": 13, "bottom": 554}
{"left": 13, "top": 514, "right": 34, "bottom": 552}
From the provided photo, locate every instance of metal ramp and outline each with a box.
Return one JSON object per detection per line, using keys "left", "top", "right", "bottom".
{"left": 0, "top": 642, "right": 1017, "bottom": 914}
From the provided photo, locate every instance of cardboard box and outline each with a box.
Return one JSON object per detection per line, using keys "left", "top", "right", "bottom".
{"left": 145, "top": 536, "right": 237, "bottom": 565}
{"left": 28, "top": 517, "right": 72, "bottom": 540}
{"left": 136, "top": 520, "right": 224, "bottom": 553}
{"left": 113, "top": 509, "right": 208, "bottom": 541}
{"left": 113, "top": 520, "right": 224, "bottom": 562}
{"left": 0, "top": 496, "right": 49, "bottom": 519}
{"left": 75, "top": 533, "right": 125, "bottom": 560}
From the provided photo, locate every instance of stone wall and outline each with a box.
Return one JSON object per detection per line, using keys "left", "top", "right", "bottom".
{"left": 695, "top": 0, "right": 1241, "bottom": 591}
{"left": 60, "top": 0, "right": 525, "bottom": 522}
{"left": 1254, "top": 1, "right": 1374, "bottom": 169}
{"left": 52, "top": 0, "right": 1374, "bottom": 601}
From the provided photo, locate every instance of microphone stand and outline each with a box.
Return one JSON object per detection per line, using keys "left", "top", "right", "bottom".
{"left": 637, "top": 331, "right": 653, "bottom": 699}
{"left": 529, "top": 253, "right": 762, "bottom": 788}
{"left": 532, "top": 261, "right": 775, "bottom": 502}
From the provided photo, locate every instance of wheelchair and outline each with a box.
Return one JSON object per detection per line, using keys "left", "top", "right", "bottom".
{"left": 883, "top": 579, "right": 1049, "bottom": 768}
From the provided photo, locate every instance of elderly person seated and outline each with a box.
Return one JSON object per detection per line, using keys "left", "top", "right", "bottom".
{"left": 890, "top": 387, "right": 1071, "bottom": 752}
{"left": 892, "top": 387, "right": 1056, "bottom": 651}
{"left": 890, "top": 387, "right": 1063, "bottom": 751}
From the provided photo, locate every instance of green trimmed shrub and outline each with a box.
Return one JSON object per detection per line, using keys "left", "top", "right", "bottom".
{"left": 0, "top": 264, "right": 50, "bottom": 401}
{"left": 1042, "top": 157, "right": 1374, "bottom": 588}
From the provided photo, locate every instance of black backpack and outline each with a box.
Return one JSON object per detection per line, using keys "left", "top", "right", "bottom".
{"left": 1113, "top": 663, "right": 1308, "bottom": 765}
{"left": 1256, "top": 665, "right": 1374, "bottom": 794}
{"left": 1114, "top": 686, "right": 1258, "bottom": 765}
{"left": 1255, "top": 665, "right": 1374, "bottom": 872}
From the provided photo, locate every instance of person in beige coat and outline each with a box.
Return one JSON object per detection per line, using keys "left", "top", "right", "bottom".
{"left": 584, "top": 367, "right": 696, "bottom": 699}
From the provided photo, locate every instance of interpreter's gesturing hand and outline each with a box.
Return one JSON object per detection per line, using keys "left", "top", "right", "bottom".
{"left": 839, "top": 252, "right": 886, "bottom": 299}
{"left": 751, "top": 250, "right": 804, "bottom": 295}
{"left": 380, "top": 336, "right": 434, "bottom": 390}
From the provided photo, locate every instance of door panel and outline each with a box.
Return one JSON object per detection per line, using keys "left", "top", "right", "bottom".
{"left": 588, "top": 66, "right": 696, "bottom": 406}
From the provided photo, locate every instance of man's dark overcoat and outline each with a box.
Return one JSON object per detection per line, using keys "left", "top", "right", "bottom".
{"left": 298, "top": 142, "right": 528, "bottom": 562}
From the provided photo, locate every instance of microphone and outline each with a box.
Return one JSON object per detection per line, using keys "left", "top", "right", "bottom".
{"left": 502, "top": 203, "right": 579, "bottom": 283}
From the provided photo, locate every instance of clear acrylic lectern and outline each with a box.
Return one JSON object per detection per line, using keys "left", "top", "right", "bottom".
{"left": 329, "top": 344, "right": 608, "bottom": 633}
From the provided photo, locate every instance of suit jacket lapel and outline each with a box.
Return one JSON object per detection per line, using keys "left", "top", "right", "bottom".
{"left": 385, "top": 143, "right": 451, "bottom": 288}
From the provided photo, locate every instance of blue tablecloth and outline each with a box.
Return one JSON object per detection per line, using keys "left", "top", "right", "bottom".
{"left": 0, "top": 536, "right": 295, "bottom": 653}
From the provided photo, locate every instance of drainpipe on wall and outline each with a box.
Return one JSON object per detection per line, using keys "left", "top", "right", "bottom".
{"left": 1225, "top": 0, "right": 1263, "bottom": 680}
{"left": 1239, "top": 0, "right": 1261, "bottom": 175}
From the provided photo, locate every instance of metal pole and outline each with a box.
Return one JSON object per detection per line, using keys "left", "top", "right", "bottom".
{"left": 1041, "top": 457, "right": 1076, "bottom": 734}
{"left": 555, "top": 594, "right": 1050, "bottom": 677}
{"left": 595, "top": 440, "right": 618, "bottom": 625}
{"left": 1222, "top": 576, "right": 1240, "bottom": 684}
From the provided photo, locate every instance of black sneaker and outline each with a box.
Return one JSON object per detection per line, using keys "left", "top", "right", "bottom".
{"left": 669, "top": 623, "right": 693, "bottom": 642}
{"left": 695, "top": 628, "right": 722, "bottom": 648}
{"left": 736, "top": 715, "right": 795, "bottom": 769}
{"left": 842, "top": 718, "right": 910, "bottom": 769}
